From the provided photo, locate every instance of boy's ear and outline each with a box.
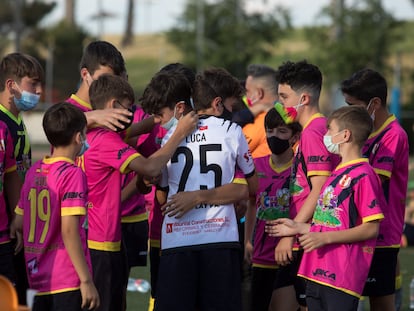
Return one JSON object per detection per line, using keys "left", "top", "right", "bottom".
{"left": 175, "top": 101, "right": 186, "bottom": 115}
{"left": 80, "top": 68, "right": 90, "bottom": 81}
{"left": 290, "top": 132, "right": 300, "bottom": 146}
{"left": 74, "top": 132, "right": 82, "bottom": 145}
{"left": 257, "top": 88, "right": 265, "bottom": 100}
{"left": 212, "top": 97, "right": 223, "bottom": 114}
{"left": 371, "top": 97, "right": 382, "bottom": 109}
{"left": 5, "top": 79, "right": 15, "bottom": 94}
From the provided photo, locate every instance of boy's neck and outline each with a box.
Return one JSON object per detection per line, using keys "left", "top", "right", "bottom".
{"left": 270, "top": 149, "right": 293, "bottom": 167}
{"left": 0, "top": 93, "right": 20, "bottom": 118}
{"left": 51, "top": 147, "right": 78, "bottom": 161}
{"left": 298, "top": 104, "right": 320, "bottom": 127}
{"left": 74, "top": 82, "right": 90, "bottom": 104}
{"left": 373, "top": 108, "right": 392, "bottom": 131}
{"left": 339, "top": 144, "right": 361, "bottom": 164}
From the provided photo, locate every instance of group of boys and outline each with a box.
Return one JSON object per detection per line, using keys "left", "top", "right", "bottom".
{"left": 0, "top": 40, "right": 409, "bottom": 311}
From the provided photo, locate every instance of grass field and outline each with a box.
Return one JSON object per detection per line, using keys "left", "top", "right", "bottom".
{"left": 126, "top": 247, "right": 414, "bottom": 310}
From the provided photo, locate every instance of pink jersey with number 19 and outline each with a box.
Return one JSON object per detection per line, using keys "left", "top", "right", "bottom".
{"left": 15, "top": 157, "right": 90, "bottom": 294}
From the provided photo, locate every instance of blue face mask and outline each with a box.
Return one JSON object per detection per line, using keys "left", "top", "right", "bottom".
{"left": 14, "top": 90, "right": 40, "bottom": 111}
{"left": 78, "top": 138, "right": 90, "bottom": 156}
{"left": 161, "top": 107, "right": 179, "bottom": 131}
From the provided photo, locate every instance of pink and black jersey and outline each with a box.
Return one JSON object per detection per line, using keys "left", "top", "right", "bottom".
{"left": 160, "top": 116, "right": 255, "bottom": 252}
{"left": 298, "top": 159, "right": 384, "bottom": 297}
{"left": 252, "top": 155, "right": 291, "bottom": 268}
{"left": 83, "top": 128, "right": 140, "bottom": 252}
{"left": 121, "top": 107, "right": 159, "bottom": 223}
{"left": 15, "top": 157, "right": 90, "bottom": 294}
{"left": 66, "top": 94, "right": 92, "bottom": 112}
{"left": 362, "top": 115, "right": 409, "bottom": 248}
{"left": 0, "top": 122, "right": 17, "bottom": 244}
{"left": 0, "top": 105, "right": 31, "bottom": 180}
{"left": 290, "top": 114, "right": 338, "bottom": 218}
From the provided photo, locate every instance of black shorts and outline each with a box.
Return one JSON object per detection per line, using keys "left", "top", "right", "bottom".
{"left": 362, "top": 248, "right": 398, "bottom": 296}
{"left": 155, "top": 248, "right": 241, "bottom": 311}
{"left": 89, "top": 249, "right": 128, "bottom": 311}
{"left": 121, "top": 220, "right": 148, "bottom": 268}
{"left": 404, "top": 223, "right": 414, "bottom": 246}
{"left": 251, "top": 266, "right": 278, "bottom": 311}
{"left": 149, "top": 246, "right": 161, "bottom": 298}
{"left": 273, "top": 249, "right": 306, "bottom": 306}
{"left": 0, "top": 242, "right": 15, "bottom": 283}
{"left": 33, "top": 289, "right": 86, "bottom": 311}
{"left": 306, "top": 280, "right": 359, "bottom": 311}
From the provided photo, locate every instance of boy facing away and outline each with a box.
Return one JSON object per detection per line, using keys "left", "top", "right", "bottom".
{"left": 154, "top": 68, "right": 256, "bottom": 311}
{"left": 15, "top": 103, "right": 99, "bottom": 311}
{"left": 266, "top": 105, "right": 385, "bottom": 311}
{"left": 84, "top": 74, "right": 197, "bottom": 311}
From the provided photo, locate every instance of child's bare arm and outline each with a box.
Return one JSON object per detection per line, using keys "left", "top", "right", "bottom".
{"left": 62, "top": 215, "right": 100, "bottom": 310}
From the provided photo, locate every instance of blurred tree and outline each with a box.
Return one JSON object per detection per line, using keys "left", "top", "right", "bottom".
{"left": 0, "top": 0, "right": 55, "bottom": 53}
{"left": 305, "top": 0, "right": 400, "bottom": 85}
{"left": 167, "top": 0, "right": 290, "bottom": 78}
{"left": 122, "top": 0, "right": 135, "bottom": 47}
{"left": 64, "top": 0, "right": 75, "bottom": 26}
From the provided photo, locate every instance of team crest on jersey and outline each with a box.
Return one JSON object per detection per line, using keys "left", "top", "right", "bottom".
{"left": 27, "top": 257, "right": 39, "bottom": 275}
{"left": 198, "top": 125, "right": 208, "bottom": 131}
{"left": 338, "top": 174, "right": 352, "bottom": 189}
{"left": 313, "top": 186, "right": 341, "bottom": 227}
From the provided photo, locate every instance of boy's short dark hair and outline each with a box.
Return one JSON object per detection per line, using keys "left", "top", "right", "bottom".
{"left": 89, "top": 74, "right": 135, "bottom": 110}
{"left": 43, "top": 102, "right": 87, "bottom": 147}
{"left": 140, "top": 71, "right": 192, "bottom": 115}
{"left": 328, "top": 105, "right": 373, "bottom": 148}
{"left": 275, "top": 60, "right": 322, "bottom": 101}
{"left": 79, "top": 41, "right": 126, "bottom": 76}
{"left": 0, "top": 53, "right": 44, "bottom": 91}
{"left": 246, "top": 64, "right": 278, "bottom": 95}
{"left": 340, "top": 68, "right": 387, "bottom": 107}
{"left": 265, "top": 108, "right": 302, "bottom": 136}
{"left": 160, "top": 63, "right": 196, "bottom": 87}
{"left": 193, "top": 68, "right": 243, "bottom": 111}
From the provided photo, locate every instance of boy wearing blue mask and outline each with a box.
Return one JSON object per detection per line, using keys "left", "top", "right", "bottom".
{"left": 0, "top": 52, "right": 44, "bottom": 304}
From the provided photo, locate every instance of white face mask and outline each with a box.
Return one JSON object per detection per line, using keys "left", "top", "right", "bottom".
{"left": 366, "top": 100, "right": 375, "bottom": 121}
{"left": 323, "top": 131, "right": 345, "bottom": 154}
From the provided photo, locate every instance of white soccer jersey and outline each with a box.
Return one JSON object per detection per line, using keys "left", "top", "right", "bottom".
{"left": 160, "top": 115, "right": 255, "bottom": 251}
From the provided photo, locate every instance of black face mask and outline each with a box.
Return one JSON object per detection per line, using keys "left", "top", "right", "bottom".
{"left": 266, "top": 136, "right": 290, "bottom": 155}
{"left": 220, "top": 107, "right": 233, "bottom": 121}
{"left": 115, "top": 108, "right": 134, "bottom": 132}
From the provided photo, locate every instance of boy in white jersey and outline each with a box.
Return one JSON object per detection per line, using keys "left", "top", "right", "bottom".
{"left": 84, "top": 74, "right": 197, "bottom": 311}
{"left": 266, "top": 105, "right": 385, "bottom": 311}
{"left": 155, "top": 68, "right": 256, "bottom": 311}
{"left": 244, "top": 103, "right": 301, "bottom": 311}
{"left": 15, "top": 103, "right": 100, "bottom": 311}
{"left": 341, "top": 69, "right": 409, "bottom": 311}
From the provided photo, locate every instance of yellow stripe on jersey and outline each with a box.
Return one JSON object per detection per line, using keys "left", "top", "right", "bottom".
{"left": 149, "top": 239, "right": 160, "bottom": 248}
{"left": 61, "top": 207, "right": 86, "bottom": 216}
{"left": 88, "top": 240, "right": 121, "bottom": 252}
{"left": 36, "top": 286, "right": 81, "bottom": 296}
{"left": 252, "top": 263, "right": 279, "bottom": 269}
{"left": 232, "top": 177, "right": 247, "bottom": 185}
{"left": 363, "top": 214, "right": 384, "bottom": 223}
{"left": 5, "top": 165, "right": 17, "bottom": 174}
{"left": 15, "top": 206, "right": 23, "bottom": 215}
{"left": 307, "top": 170, "right": 331, "bottom": 177}
{"left": 120, "top": 153, "right": 141, "bottom": 174}
{"left": 374, "top": 168, "right": 391, "bottom": 178}
{"left": 121, "top": 213, "right": 148, "bottom": 223}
